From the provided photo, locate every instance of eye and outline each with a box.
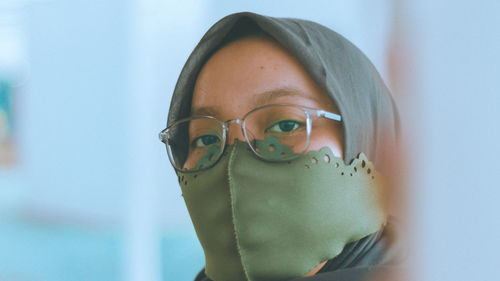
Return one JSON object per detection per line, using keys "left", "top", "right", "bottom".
{"left": 192, "top": 135, "right": 220, "bottom": 148}
{"left": 265, "top": 120, "right": 303, "bottom": 133}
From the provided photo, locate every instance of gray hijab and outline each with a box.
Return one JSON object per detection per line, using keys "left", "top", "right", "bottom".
{"left": 166, "top": 12, "right": 401, "bottom": 280}
{"left": 167, "top": 12, "right": 399, "bottom": 167}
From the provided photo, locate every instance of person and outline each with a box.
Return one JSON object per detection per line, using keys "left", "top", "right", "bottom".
{"left": 159, "top": 12, "right": 404, "bottom": 281}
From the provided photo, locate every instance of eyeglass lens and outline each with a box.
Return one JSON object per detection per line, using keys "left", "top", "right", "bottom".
{"left": 167, "top": 105, "right": 309, "bottom": 171}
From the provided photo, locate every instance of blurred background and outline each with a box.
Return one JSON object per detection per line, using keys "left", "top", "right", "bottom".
{"left": 0, "top": 0, "right": 498, "bottom": 280}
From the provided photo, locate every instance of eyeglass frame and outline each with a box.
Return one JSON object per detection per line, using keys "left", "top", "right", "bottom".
{"left": 159, "top": 103, "right": 342, "bottom": 172}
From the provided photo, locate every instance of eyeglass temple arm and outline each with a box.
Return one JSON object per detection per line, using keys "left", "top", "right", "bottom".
{"left": 317, "top": 110, "right": 342, "bottom": 122}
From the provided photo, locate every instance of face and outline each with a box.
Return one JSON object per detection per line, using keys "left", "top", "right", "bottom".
{"left": 188, "top": 36, "right": 348, "bottom": 276}
{"left": 192, "top": 36, "right": 343, "bottom": 160}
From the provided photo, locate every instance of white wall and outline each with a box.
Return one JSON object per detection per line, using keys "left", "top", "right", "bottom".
{"left": 0, "top": 0, "right": 132, "bottom": 221}
{"left": 408, "top": 1, "right": 500, "bottom": 280}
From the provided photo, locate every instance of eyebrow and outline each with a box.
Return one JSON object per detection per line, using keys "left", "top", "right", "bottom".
{"left": 190, "top": 105, "right": 220, "bottom": 117}
{"left": 252, "top": 87, "right": 318, "bottom": 107}
{"left": 190, "top": 87, "right": 318, "bottom": 117}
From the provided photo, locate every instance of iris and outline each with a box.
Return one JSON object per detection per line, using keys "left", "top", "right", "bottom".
{"left": 266, "top": 120, "right": 301, "bottom": 133}
{"left": 193, "top": 135, "right": 220, "bottom": 147}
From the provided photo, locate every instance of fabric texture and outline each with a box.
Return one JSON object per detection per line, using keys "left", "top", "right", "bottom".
{"left": 193, "top": 216, "right": 403, "bottom": 281}
{"left": 179, "top": 141, "right": 388, "bottom": 281}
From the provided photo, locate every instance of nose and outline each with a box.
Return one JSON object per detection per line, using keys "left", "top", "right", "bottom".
{"left": 225, "top": 119, "right": 246, "bottom": 145}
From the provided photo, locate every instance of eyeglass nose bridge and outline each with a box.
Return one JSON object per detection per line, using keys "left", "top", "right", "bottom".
{"left": 223, "top": 118, "right": 243, "bottom": 126}
{"left": 222, "top": 118, "right": 247, "bottom": 144}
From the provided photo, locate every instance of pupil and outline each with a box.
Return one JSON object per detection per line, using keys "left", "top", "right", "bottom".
{"left": 202, "top": 135, "right": 218, "bottom": 145}
{"left": 279, "top": 121, "right": 296, "bottom": 132}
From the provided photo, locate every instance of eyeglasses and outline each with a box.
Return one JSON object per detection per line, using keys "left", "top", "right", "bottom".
{"left": 159, "top": 104, "right": 342, "bottom": 172}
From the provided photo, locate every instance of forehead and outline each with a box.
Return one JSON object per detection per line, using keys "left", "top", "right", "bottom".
{"left": 191, "top": 36, "right": 338, "bottom": 118}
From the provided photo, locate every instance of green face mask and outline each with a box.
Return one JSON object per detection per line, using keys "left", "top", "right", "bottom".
{"left": 177, "top": 139, "right": 387, "bottom": 281}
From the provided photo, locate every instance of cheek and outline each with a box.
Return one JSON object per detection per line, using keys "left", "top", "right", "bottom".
{"left": 307, "top": 125, "right": 343, "bottom": 159}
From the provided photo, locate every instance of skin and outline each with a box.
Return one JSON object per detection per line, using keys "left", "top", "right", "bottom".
{"left": 191, "top": 36, "right": 344, "bottom": 276}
